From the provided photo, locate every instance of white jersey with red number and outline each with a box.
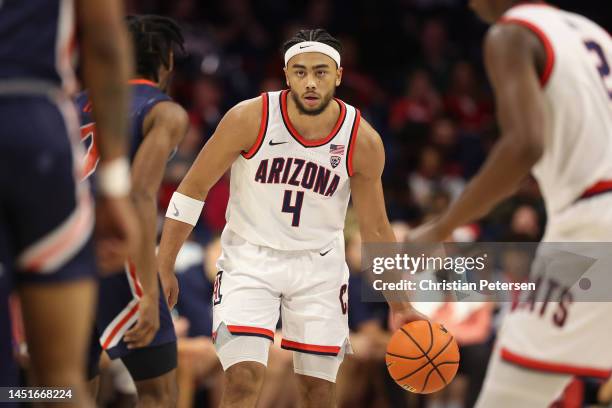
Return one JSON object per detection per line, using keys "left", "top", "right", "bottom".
{"left": 491, "top": 4, "right": 612, "bottom": 382}
{"left": 502, "top": 4, "right": 612, "bottom": 217}
{"left": 224, "top": 90, "right": 360, "bottom": 250}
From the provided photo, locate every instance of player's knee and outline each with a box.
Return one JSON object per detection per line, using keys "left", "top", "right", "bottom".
{"left": 224, "top": 362, "right": 266, "bottom": 399}
{"left": 32, "top": 365, "right": 83, "bottom": 388}
{"left": 135, "top": 374, "right": 177, "bottom": 408}
{"left": 136, "top": 385, "right": 176, "bottom": 408}
{"left": 297, "top": 375, "right": 335, "bottom": 408}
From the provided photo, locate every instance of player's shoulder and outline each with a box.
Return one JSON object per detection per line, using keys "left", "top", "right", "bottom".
{"left": 223, "top": 94, "right": 265, "bottom": 128}
{"left": 354, "top": 116, "right": 384, "bottom": 155}
{"left": 349, "top": 115, "right": 385, "bottom": 177}
{"left": 145, "top": 100, "right": 189, "bottom": 132}
{"left": 485, "top": 21, "right": 544, "bottom": 67}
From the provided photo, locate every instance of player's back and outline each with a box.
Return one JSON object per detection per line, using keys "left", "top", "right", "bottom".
{"left": 75, "top": 79, "right": 171, "bottom": 178}
{"left": 0, "top": 0, "right": 76, "bottom": 93}
{"left": 501, "top": 5, "right": 612, "bottom": 217}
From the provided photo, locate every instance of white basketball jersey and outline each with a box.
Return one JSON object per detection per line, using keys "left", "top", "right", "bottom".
{"left": 502, "top": 4, "right": 612, "bottom": 216}
{"left": 225, "top": 90, "right": 360, "bottom": 250}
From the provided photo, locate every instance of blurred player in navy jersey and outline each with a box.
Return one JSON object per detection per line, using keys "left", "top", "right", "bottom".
{"left": 77, "top": 15, "right": 189, "bottom": 406}
{"left": 0, "top": 0, "right": 137, "bottom": 404}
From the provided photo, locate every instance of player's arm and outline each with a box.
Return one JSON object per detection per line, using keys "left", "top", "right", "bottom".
{"left": 77, "top": 0, "right": 131, "bottom": 162}
{"left": 122, "top": 102, "right": 188, "bottom": 348}
{"left": 77, "top": 0, "right": 139, "bottom": 272}
{"left": 350, "top": 118, "right": 426, "bottom": 329}
{"left": 157, "top": 97, "right": 262, "bottom": 308}
{"left": 413, "top": 24, "right": 547, "bottom": 241}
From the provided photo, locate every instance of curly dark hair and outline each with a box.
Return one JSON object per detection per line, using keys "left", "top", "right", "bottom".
{"left": 126, "top": 15, "right": 185, "bottom": 82}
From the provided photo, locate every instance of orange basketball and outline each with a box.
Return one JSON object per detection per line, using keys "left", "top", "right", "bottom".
{"left": 386, "top": 320, "right": 460, "bottom": 394}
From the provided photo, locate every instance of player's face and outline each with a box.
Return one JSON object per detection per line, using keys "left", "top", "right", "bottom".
{"left": 469, "top": 0, "right": 504, "bottom": 24}
{"left": 284, "top": 52, "right": 342, "bottom": 116}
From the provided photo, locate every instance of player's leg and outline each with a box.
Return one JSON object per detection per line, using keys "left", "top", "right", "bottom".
{"left": 97, "top": 271, "right": 178, "bottom": 407}
{"left": 213, "top": 229, "right": 282, "bottom": 408}
{"left": 19, "top": 278, "right": 96, "bottom": 402}
{"left": 121, "top": 343, "right": 178, "bottom": 408}
{"left": 295, "top": 362, "right": 338, "bottom": 408}
{"left": 3, "top": 95, "right": 97, "bottom": 406}
{"left": 280, "top": 235, "right": 351, "bottom": 408}
{"left": 0, "top": 220, "right": 18, "bottom": 389}
{"left": 214, "top": 325, "right": 273, "bottom": 407}
{"left": 220, "top": 361, "right": 266, "bottom": 408}
{"left": 86, "top": 330, "right": 103, "bottom": 398}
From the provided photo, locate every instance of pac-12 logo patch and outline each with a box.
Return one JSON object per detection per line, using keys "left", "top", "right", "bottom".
{"left": 330, "top": 156, "right": 341, "bottom": 168}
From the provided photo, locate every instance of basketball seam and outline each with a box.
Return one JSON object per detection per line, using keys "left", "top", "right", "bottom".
{"left": 399, "top": 327, "right": 453, "bottom": 391}
{"left": 386, "top": 351, "right": 425, "bottom": 360}
{"left": 392, "top": 335, "right": 455, "bottom": 382}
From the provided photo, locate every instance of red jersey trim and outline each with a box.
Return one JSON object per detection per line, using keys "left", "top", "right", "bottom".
{"left": 128, "top": 79, "right": 158, "bottom": 87}
{"left": 501, "top": 348, "right": 612, "bottom": 379}
{"left": 280, "top": 90, "right": 347, "bottom": 147}
{"left": 242, "top": 93, "right": 269, "bottom": 159}
{"left": 579, "top": 180, "right": 612, "bottom": 200}
{"left": 499, "top": 17, "right": 556, "bottom": 87}
{"left": 346, "top": 109, "right": 361, "bottom": 177}
{"left": 226, "top": 325, "right": 274, "bottom": 341}
{"left": 280, "top": 339, "right": 341, "bottom": 356}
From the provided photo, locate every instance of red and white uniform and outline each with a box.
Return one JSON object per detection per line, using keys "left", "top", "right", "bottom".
{"left": 213, "top": 90, "right": 360, "bottom": 379}
{"left": 478, "top": 4, "right": 612, "bottom": 407}
{"left": 225, "top": 90, "right": 359, "bottom": 250}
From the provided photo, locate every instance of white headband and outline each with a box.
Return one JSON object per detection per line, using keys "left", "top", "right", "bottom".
{"left": 284, "top": 41, "right": 341, "bottom": 68}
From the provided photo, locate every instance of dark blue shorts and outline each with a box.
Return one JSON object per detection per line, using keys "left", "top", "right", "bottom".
{"left": 88, "top": 265, "right": 177, "bottom": 380}
{"left": 0, "top": 94, "right": 97, "bottom": 387}
{"left": 0, "top": 95, "right": 96, "bottom": 284}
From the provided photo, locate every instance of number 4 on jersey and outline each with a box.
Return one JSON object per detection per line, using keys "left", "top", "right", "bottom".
{"left": 282, "top": 190, "right": 304, "bottom": 227}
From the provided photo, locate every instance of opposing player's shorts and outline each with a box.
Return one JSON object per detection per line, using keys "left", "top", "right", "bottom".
{"left": 212, "top": 228, "right": 351, "bottom": 371}
{"left": 88, "top": 263, "right": 177, "bottom": 381}
{"left": 496, "top": 193, "right": 612, "bottom": 381}
{"left": 0, "top": 94, "right": 96, "bottom": 285}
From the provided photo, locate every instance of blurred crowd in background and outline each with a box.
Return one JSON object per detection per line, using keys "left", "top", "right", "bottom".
{"left": 77, "top": 0, "right": 612, "bottom": 407}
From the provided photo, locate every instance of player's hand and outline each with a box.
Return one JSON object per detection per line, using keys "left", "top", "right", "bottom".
{"left": 124, "top": 293, "right": 159, "bottom": 349}
{"left": 388, "top": 301, "right": 428, "bottom": 332}
{"left": 160, "top": 271, "right": 179, "bottom": 310}
{"left": 95, "top": 195, "right": 140, "bottom": 274}
{"left": 408, "top": 220, "right": 452, "bottom": 244}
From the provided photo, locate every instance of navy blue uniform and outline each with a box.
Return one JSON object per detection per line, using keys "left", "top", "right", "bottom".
{"left": 0, "top": 0, "right": 95, "bottom": 389}
{"left": 0, "top": 0, "right": 77, "bottom": 91}
{"left": 76, "top": 80, "right": 177, "bottom": 380}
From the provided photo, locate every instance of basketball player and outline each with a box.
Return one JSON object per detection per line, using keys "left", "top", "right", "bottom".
{"left": 410, "top": 1, "right": 612, "bottom": 406}
{"left": 77, "top": 15, "right": 189, "bottom": 406}
{"left": 157, "top": 29, "right": 422, "bottom": 408}
{"left": 0, "top": 0, "right": 137, "bottom": 404}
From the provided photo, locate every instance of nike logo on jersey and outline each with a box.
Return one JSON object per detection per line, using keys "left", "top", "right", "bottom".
{"left": 320, "top": 248, "right": 333, "bottom": 256}
{"left": 269, "top": 140, "right": 288, "bottom": 146}
{"left": 299, "top": 45, "right": 313, "bottom": 49}
{"left": 254, "top": 157, "right": 341, "bottom": 197}
{"left": 172, "top": 203, "right": 179, "bottom": 217}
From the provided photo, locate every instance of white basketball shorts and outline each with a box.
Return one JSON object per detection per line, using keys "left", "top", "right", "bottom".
{"left": 211, "top": 228, "right": 351, "bottom": 380}
{"left": 486, "top": 193, "right": 612, "bottom": 405}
